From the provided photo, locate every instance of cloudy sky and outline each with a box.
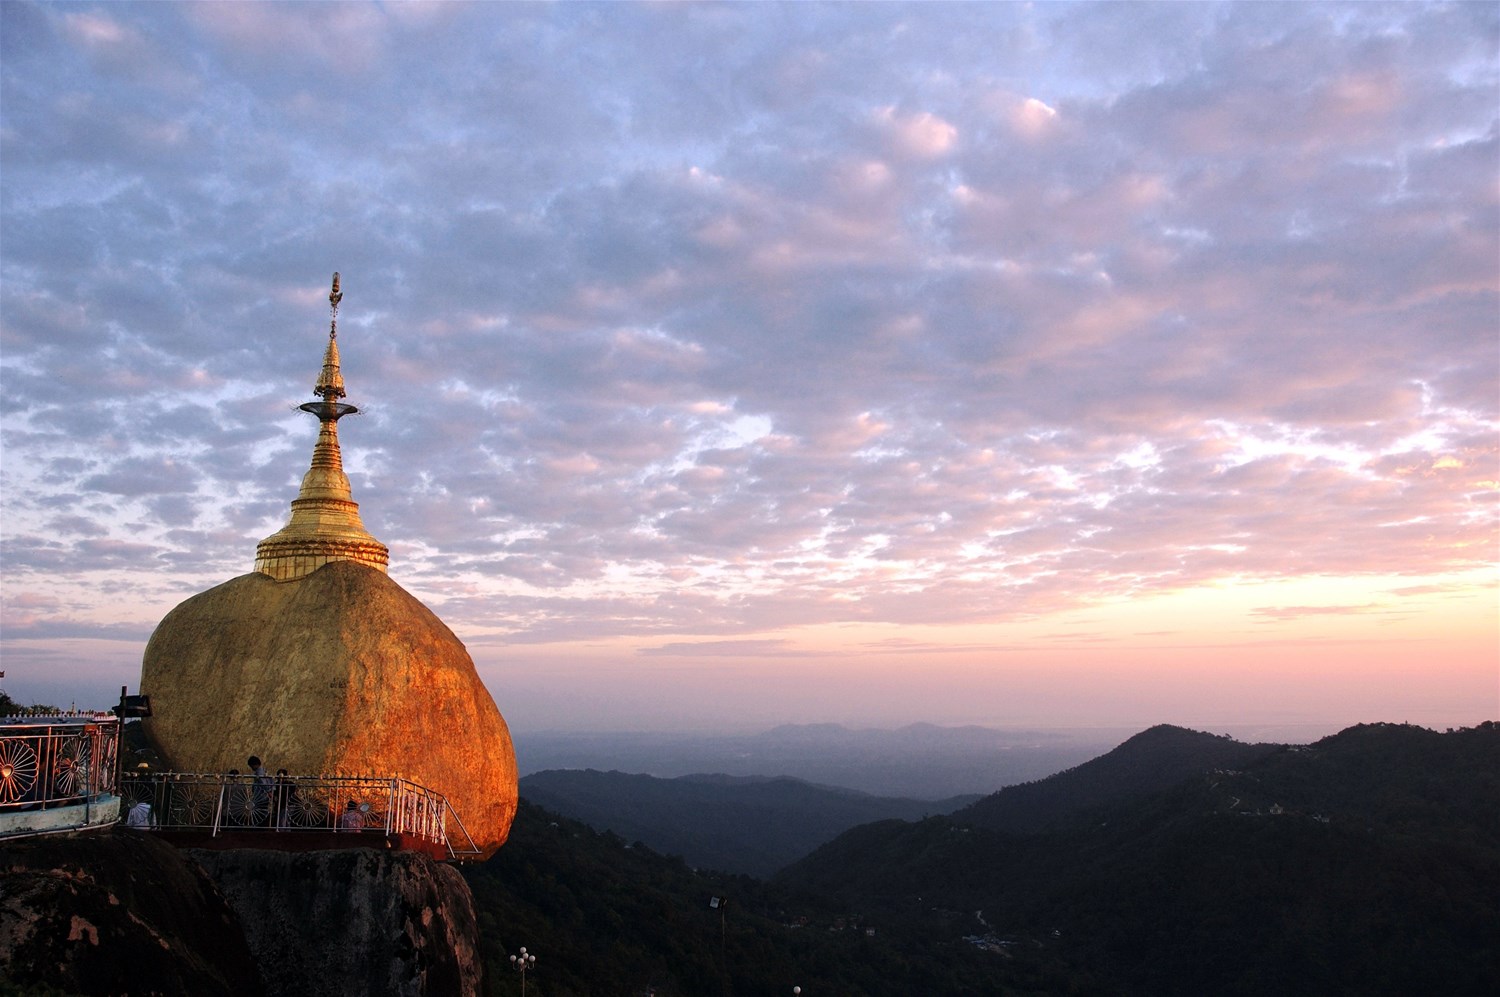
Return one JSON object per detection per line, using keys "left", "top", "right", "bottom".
{"left": 2, "top": 1, "right": 1495, "bottom": 736}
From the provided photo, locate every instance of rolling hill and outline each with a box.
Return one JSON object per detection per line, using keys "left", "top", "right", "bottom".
{"left": 775, "top": 722, "right": 1500, "bottom": 996}
{"left": 955, "top": 722, "right": 1281, "bottom": 832}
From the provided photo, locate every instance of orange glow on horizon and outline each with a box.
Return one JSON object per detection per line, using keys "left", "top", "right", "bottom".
{"left": 475, "top": 568, "right": 1497, "bottom": 735}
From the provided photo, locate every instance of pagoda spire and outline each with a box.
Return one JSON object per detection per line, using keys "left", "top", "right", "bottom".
{"left": 254, "top": 273, "right": 390, "bottom": 581}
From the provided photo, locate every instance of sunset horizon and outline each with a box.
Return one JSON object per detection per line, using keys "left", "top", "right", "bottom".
{"left": 2, "top": 2, "right": 1495, "bottom": 737}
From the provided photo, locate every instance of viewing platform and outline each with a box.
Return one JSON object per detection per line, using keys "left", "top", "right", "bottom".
{"left": 0, "top": 714, "right": 479, "bottom": 860}
{"left": 0, "top": 712, "right": 122, "bottom": 839}
{"left": 119, "top": 771, "right": 481, "bottom": 861}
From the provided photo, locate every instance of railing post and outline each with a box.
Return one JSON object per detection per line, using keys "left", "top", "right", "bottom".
{"left": 114, "top": 687, "right": 126, "bottom": 807}
{"left": 212, "top": 775, "right": 225, "bottom": 837}
{"left": 39, "top": 729, "right": 54, "bottom": 811}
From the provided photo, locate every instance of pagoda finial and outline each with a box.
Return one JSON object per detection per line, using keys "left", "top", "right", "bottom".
{"left": 330, "top": 271, "right": 343, "bottom": 324}
{"left": 315, "top": 272, "right": 347, "bottom": 402}
{"left": 255, "top": 272, "right": 388, "bottom": 581}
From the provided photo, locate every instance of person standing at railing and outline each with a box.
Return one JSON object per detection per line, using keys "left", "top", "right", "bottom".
{"left": 221, "top": 769, "right": 244, "bottom": 827}
{"left": 125, "top": 799, "right": 154, "bottom": 827}
{"left": 273, "top": 769, "right": 295, "bottom": 829}
{"left": 248, "top": 756, "right": 273, "bottom": 827}
{"left": 339, "top": 800, "right": 364, "bottom": 831}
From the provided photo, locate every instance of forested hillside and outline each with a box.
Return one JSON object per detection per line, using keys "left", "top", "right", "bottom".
{"left": 776, "top": 722, "right": 1500, "bottom": 996}
{"left": 461, "top": 723, "right": 1499, "bottom": 995}
{"left": 463, "top": 800, "right": 1075, "bottom": 996}
{"left": 955, "top": 723, "right": 1280, "bottom": 832}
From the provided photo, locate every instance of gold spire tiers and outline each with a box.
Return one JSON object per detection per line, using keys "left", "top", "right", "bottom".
{"left": 255, "top": 273, "right": 389, "bottom": 581}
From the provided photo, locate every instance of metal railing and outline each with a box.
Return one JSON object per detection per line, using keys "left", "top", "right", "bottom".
{"left": 0, "top": 714, "right": 119, "bottom": 808}
{"left": 119, "top": 772, "right": 481, "bottom": 859}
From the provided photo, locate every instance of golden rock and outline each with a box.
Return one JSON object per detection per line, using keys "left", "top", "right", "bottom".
{"left": 139, "top": 274, "right": 517, "bottom": 857}
{"left": 140, "top": 561, "right": 517, "bottom": 858}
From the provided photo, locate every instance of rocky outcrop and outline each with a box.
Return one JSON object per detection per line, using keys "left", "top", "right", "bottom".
{"left": 0, "top": 829, "right": 484, "bottom": 997}
{"left": 191, "top": 846, "right": 481, "bottom": 997}
{"left": 0, "top": 827, "right": 264, "bottom": 996}
{"left": 139, "top": 559, "right": 517, "bottom": 858}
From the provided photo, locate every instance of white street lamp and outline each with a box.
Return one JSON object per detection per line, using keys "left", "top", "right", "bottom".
{"left": 509, "top": 946, "right": 537, "bottom": 996}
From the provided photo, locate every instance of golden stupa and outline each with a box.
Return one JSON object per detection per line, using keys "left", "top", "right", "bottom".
{"left": 140, "top": 275, "right": 518, "bottom": 857}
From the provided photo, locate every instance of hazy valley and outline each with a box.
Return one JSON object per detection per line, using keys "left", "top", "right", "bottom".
{"left": 520, "top": 768, "right": 981, "bottom": 877}
{"left": 515, "top": 722, "right": 1123, "bottom": 800}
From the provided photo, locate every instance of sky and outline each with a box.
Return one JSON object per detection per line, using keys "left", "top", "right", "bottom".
{"left": 1, "top": 1, "right": 1495, "bottom": 738}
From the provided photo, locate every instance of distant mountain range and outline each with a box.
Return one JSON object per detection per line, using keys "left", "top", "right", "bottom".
{"left": 516, "top": 724, "right": 1277, "bottom": 876}
{"left": 517, "top": 721, "right": 1117, "bottom": 798}
{"left": 520, "top": 769, "right": 979, "bottom": 877}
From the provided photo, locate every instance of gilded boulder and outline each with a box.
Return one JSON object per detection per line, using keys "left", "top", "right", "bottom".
{"left": 140, "top": 560, "right": 516, "bottom": 858}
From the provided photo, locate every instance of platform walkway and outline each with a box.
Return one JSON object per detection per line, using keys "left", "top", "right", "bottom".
{"left": 119, "top": 771, "right": 481, "bottom": 860}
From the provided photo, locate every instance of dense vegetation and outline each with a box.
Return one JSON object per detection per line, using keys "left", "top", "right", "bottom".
{"left": 465, "top": 723, "right": 1500, "bottom": 996}
{"left": 0, "top": 692, "right": 59, "bottom": 716}
{"left": 463, "top": 800, "right": 1079, "bottom": 997}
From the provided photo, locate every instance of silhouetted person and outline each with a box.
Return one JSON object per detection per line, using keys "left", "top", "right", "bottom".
{"left": 248, "top": 756, "right": 273, "bottom": 827}
{"left": 221, "top": 769, "right": 244, "bottom": 828}
{"left": 273, "top": 768, "right": 295, "bottom": 829}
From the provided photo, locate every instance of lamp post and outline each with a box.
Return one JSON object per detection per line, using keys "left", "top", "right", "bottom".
{"left": 509, "top": 946, "right": 536, "bottom": 996}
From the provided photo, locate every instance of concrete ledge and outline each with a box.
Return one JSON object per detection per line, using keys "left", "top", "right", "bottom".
{"left": 150, "top": 828, "right": 450, "bottom": 860}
